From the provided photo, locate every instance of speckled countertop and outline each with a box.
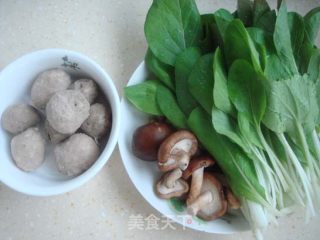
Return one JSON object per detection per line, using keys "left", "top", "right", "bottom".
{"left": 0, "top": 0, "right": 319, "bottom": 240}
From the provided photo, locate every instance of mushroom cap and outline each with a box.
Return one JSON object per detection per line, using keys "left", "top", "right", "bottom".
{"left": 196, "top": 173, "right": 227, "bottom": 221}
{"left": 132, "top": 121, "right": 173, "bottom": 161}
{"left": 182, "top": 155, "right": 215, "bottom": 180}
{"left": 156, "top": 172, "right": 189, "bottom": 199}
{"left": 158, "top": 130, "right": 198, "bottom": 172}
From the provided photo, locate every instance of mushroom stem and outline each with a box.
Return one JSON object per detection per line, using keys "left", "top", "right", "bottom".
{"left": 186, "top": 167, "right": 204, "bottom": 205}
{"left": 226, "top": 188, "right": 241, "bottom": 209}
{"left": 164, "top": 168, "right": 183, "bottom": 188}
{"left": 187, "top": 191, "right": 212, "bottom": 216}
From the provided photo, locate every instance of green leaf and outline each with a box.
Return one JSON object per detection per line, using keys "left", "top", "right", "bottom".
{"left": 287, "top": 12, "right": 305, "bottom": 60}
{"left": 265, "top": 54, "right": 290, "bottom": 81}
{"left": 228, "top": 59, "right": 267, "bottom": 127}
{"left": 188, "top": 107, "right": 265, "bottom": 203}
{"left": 169, "top": 198, "right": 186, "bottom": 212}
{"left": 314, "top": 80, "right": 320, "bottom": 124}
{"left": 145, "top": 0, "right": 202, "bottom": 66}
{"left": 213, "top": 48, "right": 234, "bottom": 114}
{"left": 145, "top": 49, "right": 175, "bottom": 90}
{"left": 224, "top": 19, "right": 261, "bottom": 72}
{"left": 253, "top": 0, "right": 271, "bottom": 24}
{"left": 247, "top": 27, "right": 275, "bottom": 55}
{"left": 188, "top": 53, "right": 214, "bottom": 114}
{"left": 237, "top": 0, "right": 253, "bottom": 26}
{"left": 255, "top": 10, "right": 276, "bottom": 33}
{"left": 212, "top": 106, "right": 249, "bottom": 152}
{"left": 200, "top": 14, "right": 216, "bottom": 53}
{"left": 297, "top": 41, "right": 317, "bottom": 74}
{"left": 247, "top": 27, "right": 270, "bottom": 48}
{"left": 307, "top": 49, "right": 320, "bottom": 82}
{"left": 125, "top": 80, "right": 162, "bottom": 116}
{"left": 256, "top": 43, "right": 267, "bottom": 71}
{"left": 175, "top": 47, "right": 202, "bottom": 116}
{"left": 213, "top": 9, "right": 234, "bottom": 42}
{"left": 273, "top": 1, "right": 299, "bottom": 76}
{"left": 263, "top": 127, "right": 287, "bottom": 162}
{"left": 238, "top": 112, "right": 263, "bottom": 148}
{"left": 304, "top": 7, "right": 320, "bottom": 44}
{"left": 156, "top": 84, "right": 188, "bottom": 129}
{"left": 263, "top": 75, "right": 318, "bottom": 134}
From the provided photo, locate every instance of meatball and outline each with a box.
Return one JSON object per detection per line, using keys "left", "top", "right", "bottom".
{"left": 81, "top": 103, "right": 111, "bottom": 138}
{"left": 54, "top": 133, "right": 100, "bottom": 176}
{"left": 69, "top": 79, "right": 99, "bottom": 104}
{"left": 44, "top": 120, "right": 69, "bottom": 144}
{"left": 31, "top": 69, "right": 72, "bottom": 108}
{"left": 11, "top": 128, "right": 46, "bottom": 171}
{"left": 46, "top": 90, "right": 90, "bottom": 134}
{"left": 1, "top": 103, "right": 40, "bottom": 134}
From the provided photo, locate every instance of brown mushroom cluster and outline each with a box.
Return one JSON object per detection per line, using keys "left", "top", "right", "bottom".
{"left": 1, "top": 68, "right": 111, "bottom": 176}
{"left": 132, "top": 120, "right": 241, "bottom": 221}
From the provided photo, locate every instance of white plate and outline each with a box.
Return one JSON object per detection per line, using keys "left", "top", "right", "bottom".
{"left": 118, "top": 62, "right": 249, "bottom": 233}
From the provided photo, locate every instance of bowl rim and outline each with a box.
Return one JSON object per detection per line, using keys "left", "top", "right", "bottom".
{"left": 0, "top": 48, "right": 120, "bottom": 196}
{"left": 118, "top": 61, "right": 249, "bottom": 234}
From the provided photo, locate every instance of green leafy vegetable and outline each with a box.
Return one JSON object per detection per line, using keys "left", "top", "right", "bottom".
{"left": 200, "top": 14, "right": 216, "bottom": 53}
{"left": 213, "top": 48, "right": 234, "bottom": 114}
{"left": 224, "top": 19, "right": 261, "bottom": 71}
{"left": 273, "top": 2, "right": 299, "bottom": 76}
{"left": 255, "top": 10, "right": 276, "bottom": 33}
{"left": 125, "top": 80, "right": 162, "bottom": 115}
{"left": 253, "top": 0, "right": 271, "bottom": 24}
{"left": 287, "top": 12, "right": 305, "bottom": 61}
{"left": 304, "top": 7, "right": 320, "bottom": 44}
{"left": 188, "top": 53, "right": 214, "bottom": 114}
{"left": 237, "top": 0, "right": 253, "bottom": 26}
{"left": 264, "top": 54, "right": 290, "bottom": 81}
{"left": 144, "top": 0, "right": 202, "bottom": 65}
{"left": 263, "top": 75, "right": 318, "bottom": 135}
{"left": 156, "top": 84, "right": 188, "bottom": 129}
{"left": 175, "top": 47, "right": 202, "bottom": 116}
{"left": 188, "top": 107, "right": 266, "bottom": 203}
{"left": 228, "top": 59, "right": 266, "bottom": 127}
{"left": 213, "top": 8, "right": 234, "bottom": 43}
{"left": 308, "top": 50, "right": 320, "bottom": 82}
{"left": 145, "top": 49, "right": 174, "bottom": 90}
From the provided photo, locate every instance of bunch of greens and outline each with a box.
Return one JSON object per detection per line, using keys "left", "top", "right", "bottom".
{"left": 124, "top": 0, "right": 320, "bottom": 238}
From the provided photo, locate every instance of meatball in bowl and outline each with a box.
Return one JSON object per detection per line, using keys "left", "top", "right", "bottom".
{"left": 0, "top": 49, "right": 120, "bottom": 196}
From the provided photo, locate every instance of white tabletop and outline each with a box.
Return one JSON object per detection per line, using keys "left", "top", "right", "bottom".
{"left": 0, "top": 0, "right": 319, "bottom": 240}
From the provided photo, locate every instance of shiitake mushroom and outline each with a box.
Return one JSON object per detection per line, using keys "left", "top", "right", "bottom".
{"left": 132, "top": 121, "right": 173, "bottom": 161}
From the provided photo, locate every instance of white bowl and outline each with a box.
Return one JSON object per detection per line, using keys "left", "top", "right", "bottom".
{"left": 119, "top": 62, "right": 249, "bottom": 234}
{"left": 0, "top": 49, "right": 120, "bottom": 196}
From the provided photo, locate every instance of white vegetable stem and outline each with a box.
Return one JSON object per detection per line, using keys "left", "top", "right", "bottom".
{"left": 250, "top": 146, "right": 279, "bottom": 208}
{"left": 311, "top": 129, "right": 320, "bottom": 176}
{"left": 241, "top": 199, "right": 268, "bottom": 240}
{"left": 257, "top": 128, "right": 290, "bottom": 192}
{"left": 278, "top": 133, "right": 315, "bottom": 216}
